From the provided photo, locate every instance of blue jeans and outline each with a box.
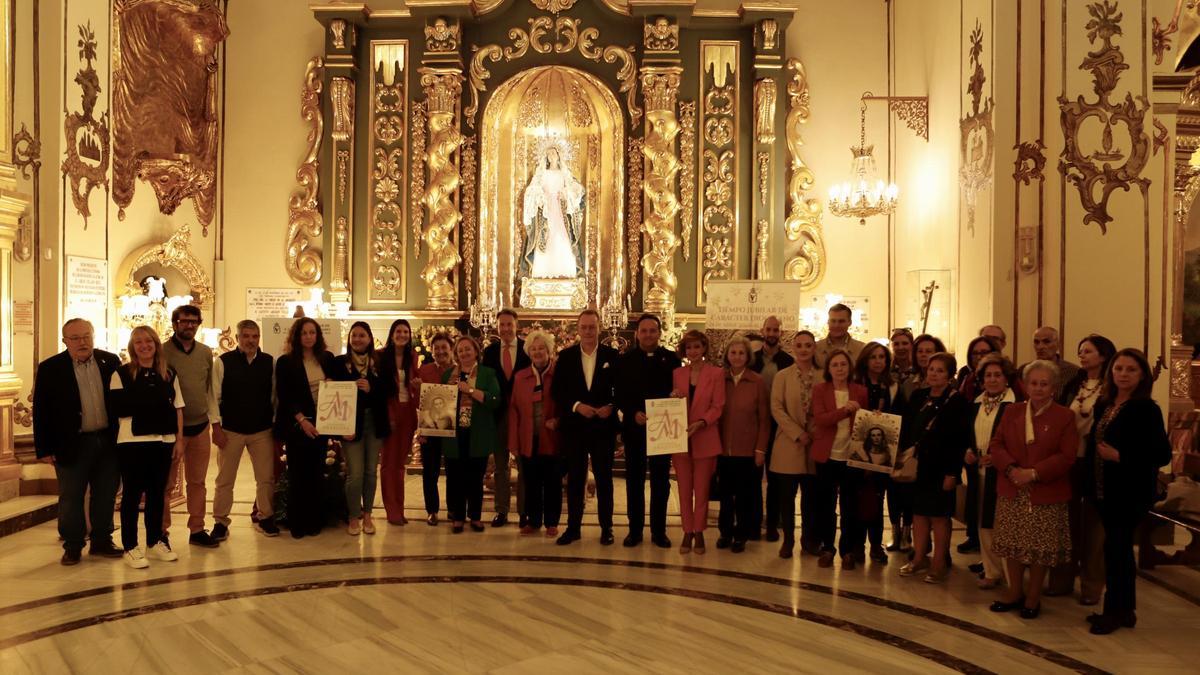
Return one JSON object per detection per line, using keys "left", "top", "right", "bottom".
{"left": 343, "top": 412, "right": 383, "bottom": 519}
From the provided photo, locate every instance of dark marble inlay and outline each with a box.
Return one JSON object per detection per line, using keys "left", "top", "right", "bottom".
{"left": 0, "top": 574, "right": 993, "bottom": 673}
{"left": 0, "top": 554, "right": 1110, "bottom": 674}
{"left": 1137, "top": 570, "right": 1200, "bottom": 608}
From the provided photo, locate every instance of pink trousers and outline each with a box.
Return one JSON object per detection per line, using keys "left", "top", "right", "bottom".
{"left": 380, "top": 398, "right": 417, "bottom": 523}
{"left": 672, "top": 453, "right": 717, "bottom": 534}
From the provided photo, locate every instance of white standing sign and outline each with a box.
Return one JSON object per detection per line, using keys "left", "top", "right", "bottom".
{"left": 316, "top": 380, "right": 358, "bottom": 436}
{"left": 645, "top": 397, "right": 689, "bottom": 456}
{"left": 65, "top": 255, "right": 108, "bottom": 331}
{"left": 259, "top": 317, "right": 343, "bottom": 358}
{"left": 704, "top": 281, "right": 804, "bottom": 330}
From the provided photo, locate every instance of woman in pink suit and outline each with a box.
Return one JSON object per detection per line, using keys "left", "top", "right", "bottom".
{"left": 379, "top": 319, "right": 423, "bottom": 526}
{"left": 810, "top": 349, "right": 870, "bottom": 569}
{"left": 671, "top": 330, "right": 726, "bottom": 555}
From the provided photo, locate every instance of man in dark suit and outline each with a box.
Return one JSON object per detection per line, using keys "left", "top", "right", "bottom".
{"left": 552, "top": 309, "right": 619, "bottom": 546}
{"left": 614, "top": 313, "right": 681, "bottom": 548}
{"left": 33, "top": 318, "right": 124, "bottom": 565}
{"left": 749, "top": 315, "right": 794, "bottom": 542}
{"left": 481, "top": 308, "right": 531, "bottom": 527}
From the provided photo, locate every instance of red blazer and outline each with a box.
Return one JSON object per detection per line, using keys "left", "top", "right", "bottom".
{"left": 988, "top": 401, "right": 1078, "bottom": 505}
{"left": 506, "top": 364, "right": 559, "bottom": 458}
{"left": 720, "top": 369, "right": 771, "bottom": 457}
{"left": 672, "top": 363, "right": 726, "bottom": 458}
{"left": 417, "top": 361, "right": 449, "bottom": 395}
{"left": 810, "top": 381, "right": 869, "bottom": 464}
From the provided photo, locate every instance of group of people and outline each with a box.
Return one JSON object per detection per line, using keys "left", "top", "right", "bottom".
{"left": 33, "top": 304, "right": 1171, "bottom": 637}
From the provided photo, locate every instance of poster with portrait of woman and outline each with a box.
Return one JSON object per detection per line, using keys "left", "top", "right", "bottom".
{"left": 848, "top": 410, "right": 902, "bottom": 474}
{"left": 417, "top": 383, "right": 458, "bottom": 438}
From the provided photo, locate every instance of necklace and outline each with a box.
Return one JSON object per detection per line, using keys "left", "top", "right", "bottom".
{"left": 982, "top": 390, "right": 1006, "bottom": 415}
{"left": 1074, "top": 379, "right": 1102, "bottom": 419}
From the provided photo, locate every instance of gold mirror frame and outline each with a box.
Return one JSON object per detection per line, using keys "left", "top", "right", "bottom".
{"left": 113, "top": 225, "right": 214, "bottom": 315}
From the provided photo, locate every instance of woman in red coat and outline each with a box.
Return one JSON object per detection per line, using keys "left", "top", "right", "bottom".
{"left": 988, "top": 360, "right": 1079, "bottom": 619}
{"left": 378, "top": 319, "right": 422, "bottom": 526}
{"left": 506, "top": 330, "right": 561, "bottom": 536}
{"left": 810, "top": 349, "right": 870, "bottom": 569}
{"left": 671, "top": 330, "right": 726, "bottom": 555}
{"left": 716, "top": 336, "right": 772, "bottom": 553}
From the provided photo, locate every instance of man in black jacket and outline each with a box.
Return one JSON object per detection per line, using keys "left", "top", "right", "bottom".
{"left": 481, "top": 308, "right": 531, "bottom": 527}
{"left": 33, "top": 319, "right": 124, "bottom": 565}
{"left": 749, "top": 315, "right": 794, "bottom": 541}
{"left": 552, "top": 309, "right": 619, "bottom": 546}
{"left": 614, "top": 313, "right": 681, "bottom": 548}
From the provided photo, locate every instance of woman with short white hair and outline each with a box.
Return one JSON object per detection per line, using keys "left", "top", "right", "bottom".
{"left": 508, "top": 330, "right": 563, "bottom": 536}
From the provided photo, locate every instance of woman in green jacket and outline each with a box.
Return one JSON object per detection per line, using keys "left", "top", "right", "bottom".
{"left": 439, "top": 336, "right": 501, "bottom": 533}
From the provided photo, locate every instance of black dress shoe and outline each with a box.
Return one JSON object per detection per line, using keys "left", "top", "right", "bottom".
{"left": 88, "top": 540, "right": 124, "bottom": 558}
{"left": 189, "top": 530, "right": 220, "bottom": 548}
{"left": 600, "top": 530, "right": 615, "bottom": 546}
{"left": 1087, "top": 612, "right": 1136, "bottom": 628}
{"left": 968, "top": 562, "right": 985, "bottom": 575}
{"left": 518, "top": 514, "right": 529, "bottom": 528}
{"left": 556, "top": 529, "right": 581, "bottom": 545}
{"left": 623, "top": 533, "right": 642, "bottom": 547}
{"left": 470, "top": 521, "right": 486, "bottom": 532}
{"left": 1089, "top": 614, "right": 1123, "bottom": 635}
{"left": 290, "top": 528, "right": 305, "bottom": 540}
{"left": 651, "top": 533, "right": 672, "bottom": 549}
{"left": 716, "top": 536, "right": 732, "bottom": 549}
{"left": 61, "top": 548, "right": 82, "bottom": 566}
{"left": 779, "top": 539, "right": 794, "bottom": 559}
{"left": 1019, "top": 604, "right": 1041, "bottom": 620}
{"left": 956, "top": 539, "right": 980, "bottom": 554}
{"left": 452, "top": 523, "right": 465, "bottom": 534}
{"left": 491, "top": 513, "right": 508, "bottom": 528}
{"left": 211, "top": 523, "right": 229, "bottom": 542}
{"left": 764, "top": 529, "right": 780, "bottom": 543}
{"left": 427, "top": 513, "right": 439, "bottom": 526}
{"left": 989, "top": 598, "right": 1024, "bottom": 613}
{"left": 731, "top": 540, "right": 746, "bottom": 553}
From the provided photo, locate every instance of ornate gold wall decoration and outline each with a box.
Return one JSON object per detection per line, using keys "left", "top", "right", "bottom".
{"left": 959, "top": 21, "right": 994, "bottom": 235}
{"left": 754, "top": 78, "right": 776, "bottom": 144}
{"left": 862, "top": 94, "right": 930, "bottom": 141}
{"left": 425, "top": 17, "right": 459, "bottom": 53}
{"left": 410, "top": 101, "right": 427, "bottom": 259}
{"left": 1018, "top": 225, "right": 1038, "bottom": 273}
{"left": 757, "top": 152, "right": 769, "bottom": 206}
{"left": 117, "top": 224, "right": 215, "bottom": 311}
{"left": 628, "top": 137, "right": 644, "bottom": 287}
{"left": 369, "top": 41, "right": 409, "bottom": 303}
{"left": 466, "top": 15, "right": 640, "bottom": 129}
{"left": 755, "top": 219, "right": 770, "bottom": 280}
{"left": 62, "top": 22, "right": 110, "bottom": 226}
{"left": 1154, "top": 118, "right": 1169, "bottom": 155}
{"left": 336, "top": 150, "right": 349, "bottom": 203}
{"left": 678, "top": 100, "right": 696, "bottom": 262}
{"left": 759, "top": 19, "right": 778, "bottom": 50}
{"left": 286, "top": 57, "right": 324, "bottom": 286}
{"left": 112, "top": 0, "right": 228, "bottom": 231}
{"left": 330, "top": 77, "right": 354, "bottom": 142}
{"left": 531, "top": 0, "right": 578, "bottom": 13}
{"left": 420, "top": 69, "right": 465, "bottom": 310}
{"left": 1058, "top": 0, "right": 1150, "bottom": 234}
{"left": 782, "top": 59, "right": 826, "bottom": 288}
{"left": 644, "top": 17, "right": 678, "bottom": 52}
{"left": 330, "top": 19, "right": 346, "bottom": 49}
{"left": 461, "top": 135, "right": 478, "bottom": 292}
{"left": 1013, "top": 140, "right": 1047, "bottom": 184}
{"left": 13, "top": 123, "right": 41, "bottom": 180}
{"left": 641, "top": 66, "right": 683, "bottom": 314}
{"left": 697, "top": 42, "right": 738, "bottom": 304}
{"left": 328, "top": 76, "right": 355, "bottom": 302}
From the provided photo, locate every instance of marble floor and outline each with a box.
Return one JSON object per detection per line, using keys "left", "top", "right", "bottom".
{"left": 0, "top": 458, "right": 1196, "bottom": 674}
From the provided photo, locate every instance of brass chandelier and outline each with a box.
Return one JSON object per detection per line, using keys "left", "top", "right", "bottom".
{"left": 827, "top": 99, "right": 898, "bottom": 225}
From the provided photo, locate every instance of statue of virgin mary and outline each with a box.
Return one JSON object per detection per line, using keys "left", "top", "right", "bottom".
{"left": 520, "top": 145, "right": 585, "bottom": 279}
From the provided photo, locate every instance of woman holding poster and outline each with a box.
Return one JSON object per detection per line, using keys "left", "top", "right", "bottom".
{"left": 335, "top": 322, "right": 396, "bottom": 537}
{"left": 855, "top": 342, "right": 906, "bottom": 564}
{"left": 274, "top": 318, "right": 338, "bottom": 539}
{"left": 671, "top": 330, "right": 726, "bottom": 555}
{"left": 810, "top": 349, "right": 869, "bottom": 570}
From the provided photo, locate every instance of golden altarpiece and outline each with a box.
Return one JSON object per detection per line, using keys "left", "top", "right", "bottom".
{"left": 293, "top": 0, "right": 825, "bottom": 330}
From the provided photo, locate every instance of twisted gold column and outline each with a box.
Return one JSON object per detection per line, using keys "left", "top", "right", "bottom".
{"left": 640, "top": 66, "right": 682, "bottom": 314}
{"left": 419, "top": 68, "right": 464, "bottom": 310}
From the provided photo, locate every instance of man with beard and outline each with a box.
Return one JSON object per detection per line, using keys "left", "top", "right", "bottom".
{"left": 749, "top": 315, "right": 794, "bottom": 541}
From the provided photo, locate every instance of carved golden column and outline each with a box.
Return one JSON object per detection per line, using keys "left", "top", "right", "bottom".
{"left": 752, "top": 18, "right": 782, "bottom": 281}
{"left": 0, "top": 0, "right": 31, "bottom": 497}
{"left": 639, "top": 15, "right": 683, "bottom": 315}
{"left": 782, "top": 58, "right": 826, "bottom": 287}
{"left": 419, "top": 17, "right": 465, "bottom": 311}
{"left": 318, "top": 12, "right": 360, "bottom": 305}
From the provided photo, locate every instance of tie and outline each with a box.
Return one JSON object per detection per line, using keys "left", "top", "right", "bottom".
{"left": 502, "top": 343, "right": 513, "bottom": 379}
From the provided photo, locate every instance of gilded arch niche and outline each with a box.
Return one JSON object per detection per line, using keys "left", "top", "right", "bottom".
{"left": 478, "top": 65, "right": 626, "bottom": 311}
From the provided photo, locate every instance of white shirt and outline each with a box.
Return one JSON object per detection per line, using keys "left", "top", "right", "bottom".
{"left": 830, "top": 389, "right": 852, "bottom": 461}
{"left": 110, "top": 370, "right": 185, "bottom": 443}
{"left": 1068, "top": 378, "right": 1102, "bottom": 457}
{"left": 973, "top": 388, "right": 1017, "bottom": 474}
{"left": 573, "top": 344, "right": 599, "bottom": 412}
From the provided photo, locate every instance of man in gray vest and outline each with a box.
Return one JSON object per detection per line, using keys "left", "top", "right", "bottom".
{"left": 162, "top": 305, "right": 220, "bottom": 548}
{"left": 210, "top": 320, "right": 280, "bottom": 539}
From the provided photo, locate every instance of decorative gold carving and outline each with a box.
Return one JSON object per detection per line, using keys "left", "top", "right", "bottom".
{"left": 1013, "top": 141, "right": 1047, "bottom": 184}
{"left": 1058, "top": 0, "right": 1150, "bottom": 234}
{"left": 62, "top": 22, "right": 110, "bottom": 226}
{"left": 467, "top": 16, "right": 640, "bottom": 129}
{"left": 698, "top": 43, "right": 738, "bottom": 303}
{"left": 461, "top": 135, "right": 478, "bottom": 292}
{"left": 420, "top": 69, "right": 465, "bottom": 310}
{"left": 331, "top": 77, "right": 354, "bottom": 142}
{"left": 531, "top": 0, "right": 578, "bottom": 14}
{"left": 861, "top": 95, "right": 929, "bottom": 141}
{"left": 15, "top": 216, "right": 33, "bottom": 263}
{"left": 1152, "top": 1, "right": 1184, "bottom": 66}
{"left": 13, "top": 123, "right": 41, "bottom": 180}
{"left": 755, "top": 219, "right": 770, "bottom": 280}
{"left": 644, "top": 17, "right": 678, "bottom": 51}
{"left": 678, "top": 101, "right": 696, "bottom": 263}
{"left": 118, "top": 225, "right": 215, "bottom": 310}
{"left": 1018, "top": 225, "right": 1038, "bottom": 274}
{"left": 1154, "top": 118, "right": 1169, "bottom": 155}
{"left": 113, "top": 0, "right": 228, "bottom": 231}
{"left": 425, "top": 17, "right": 459, "bottom": 53}
{"left": 960, "top": 21, "right": 994, "bottom": 235}
{"left": 286, "top": 57, "right": 325, "bottom": 286}
{"left": 411, "top": 101, "right": 427, "bottom": 259}
{"left": 782, "top": 59, "right": 826, "bottom": 288}
{"left": 369, "top": 41, "right": 409, "bottom": 302}
{"left": 627, "top": 137, "right": 644, "bottom": 287}
{"left": 759, "top": 18, "right": 778, "bottom": 50}
{"left": 337, "top": 150, "right": 349, "bottom": 203}
{"left": 330, "top": 19, "right": 346, "bottom": 49}
{"left": 13, "top": 394, "right": 32, "bottom": 429}
{"left": 641, "top": 66, "right": 683, "bottom": 314}
{"left": 331, "top": 216, "right": 350, "bottom": 299}
{"left": 1170, "top": 354, "right": 1190, "bottom": 398}
{"left": 329, "top": 75, "right": 355, "bottom": 303}
{"left": 757, "top": 152, "right": 769, "bottom": 206}
{"left": 754, "top": 78, "right": 777, "bottom": 144}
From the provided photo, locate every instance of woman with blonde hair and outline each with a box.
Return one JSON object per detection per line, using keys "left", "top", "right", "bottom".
{"left": 716, "top": 335, "right": 771, "bottom": 553}
{"left": 507, "top": 330, "right": 562, "bottom": 536}
{"left": 671, "top": 329, "right": 726, "bottom": 554}
{"left": 108, "top": 326, "right": 185, "bottom": 569}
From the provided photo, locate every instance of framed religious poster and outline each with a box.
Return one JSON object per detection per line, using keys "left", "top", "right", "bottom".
{"left": 847, "top": 409, "right": 903, "bottom": 474}
{"left": 315, "top": 380, "right": 358, "bottom": 437}
{"left": 645, "top": 397, "right": 688, "bottom": 456}
{"left": 417, "top": 383, "right": 458, "bottom": 438}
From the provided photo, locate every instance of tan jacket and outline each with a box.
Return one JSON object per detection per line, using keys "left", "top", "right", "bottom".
{"left": 769, "top": 364, "right": 818, "bottom": 475}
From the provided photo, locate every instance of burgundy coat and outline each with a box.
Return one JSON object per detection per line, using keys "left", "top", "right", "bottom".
{"left": 507, "top": 364, "right": 559, "bottom": 458}
{"left": 810, "top": 382, "right": 869, "bottom": 464}
{"left": 988, "top": 402, "right": 1078, "bottom": 505}
{"left": 719, "top": 369, "right": 772, "bottom": 458}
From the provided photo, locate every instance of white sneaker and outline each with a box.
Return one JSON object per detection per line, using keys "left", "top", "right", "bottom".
{"left": 124, "top": 547, "right": 149, "bottom": 569}
{"left": 148, "top": 541, "right": 178, "bottom": 562}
